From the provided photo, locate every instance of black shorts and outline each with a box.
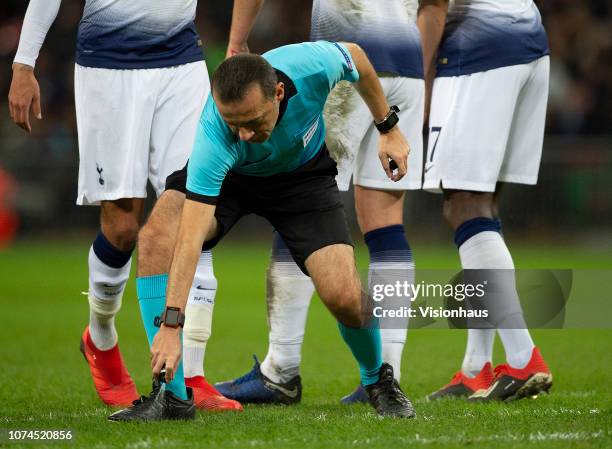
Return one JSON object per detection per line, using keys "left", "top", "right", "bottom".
{"left": 165, "top": 146, "right": 352, "bottom": 275}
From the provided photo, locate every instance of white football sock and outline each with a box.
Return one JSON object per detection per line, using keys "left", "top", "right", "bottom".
{"left": 458, "top": 230, "right": 534, "bottom": 371}
{"left": 183, "top": 251, "right": 216, "bottom": 378}
{"left": 461, "top": 328, "right": 495, "bottom": 377}
{"left": 88, "top": 246, "right": 131, "bottom": 350}
{"left": 381, "top": 333, "right": 406, "bottom": 381}
{"left": 370, "top": 258, "right": 414, "bottom": 382}
{"left": 497, "top": 329, "right": 535, "bottom": 369}
{"left": 261, "top": 256, "right": 314, "bottom": 384}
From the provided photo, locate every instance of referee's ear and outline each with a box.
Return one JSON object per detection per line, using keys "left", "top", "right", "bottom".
{"left": 274, "top": 82, "right": 285, "bottom": 103}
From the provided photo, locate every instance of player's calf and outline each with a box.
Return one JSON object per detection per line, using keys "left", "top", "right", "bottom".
{"left": 83, "top": 211, "right": 140, "bottom": 405}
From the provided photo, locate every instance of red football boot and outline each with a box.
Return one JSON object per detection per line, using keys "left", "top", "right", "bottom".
{"left": 185, "top": 376, "right": 243, "bottom": 412}
{"left": 427, "top": 362, "right": 494, "bottom": 401}
{"left": 80, "top": 327, "right": 139, "bottom": 406}
{"left": 470, "top": 347, "right": 552, "bottom": 401}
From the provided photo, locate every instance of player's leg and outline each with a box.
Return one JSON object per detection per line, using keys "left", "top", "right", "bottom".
{"left": 80, "top": 198, "right": 143, "bottom": 406}
{"left": 75, "top": 64, "right": 156, "bottom": 406}
{"left": 423, "top": 68, "right": 515, "bottom": 400}
{"left": 356, "top": 188, "right": 412, "bottom": 375}
{"left": 423, "top": 66, "right": 518, "bottom": 400}
{"left": 88, "top": 198, "right": 143, "bottom": 350}
{"left": 425, "top": 62, "right": 551, "bottom": 401}
{"left": 214, "top": 230, "right": 314, "bottom": 404}
{"left": 471, "top": 56, "right": 552, "bottom": 401}
{"left": 304, "top": 243, "right": 413, "bottom": 418}
{"left": 340, "top": 76, "right": 423, "bottom": 403}
{"left": 272, "top": 148, "right": 415, "bottom": 416}
{"left": 261, "top": 232, "right": 315, "bottom": 383}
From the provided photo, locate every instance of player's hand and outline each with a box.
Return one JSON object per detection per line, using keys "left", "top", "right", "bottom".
{"left": 378, "top": 127, "right": 410, "bottom": 182}
{"left": 225, "top": 41, "right": 249, "bottom": 59}
{"left": 151, "top": 325, "right": 182, "bottom": 383}
{"left": 8, "top": 63, "right": 42, "bottom": 133}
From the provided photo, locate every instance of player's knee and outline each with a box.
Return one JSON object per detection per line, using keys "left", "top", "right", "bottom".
{"left": 104, "top": 216, "right": 140, "bottom": 250}
{"left": 442, "top": 198, "right": 460, "bottom": 228}
{"left": 327, "top": 288, "right": 364, "bottom": 328}
{"left": 443, "top": 192, "right": 493, "bottom": 230}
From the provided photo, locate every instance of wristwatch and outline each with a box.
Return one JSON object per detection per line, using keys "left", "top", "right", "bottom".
{"left": 374, "top": 105, "right": 400, "bottom": 133}
{"left": 160, "top": 306, "right": 185, "bottom": 328}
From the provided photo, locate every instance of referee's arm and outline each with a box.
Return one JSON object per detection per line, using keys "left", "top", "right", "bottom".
{"left": 150, "top": 199, "right": 217, "bottom": 382}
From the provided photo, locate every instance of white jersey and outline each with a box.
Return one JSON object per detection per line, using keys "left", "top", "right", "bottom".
{"left": 437, "top": 0, "right": 548, "bottom": 77}
{"left": 311, "top": 0, "right": 423, "bottom": 79}
{"left": 14, "top": 0, "right": 203, "bottom": 69}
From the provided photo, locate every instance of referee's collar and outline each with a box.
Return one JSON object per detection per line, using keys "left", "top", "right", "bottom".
{"left": 275, "top": 69, "right": 297, "bottom": 126}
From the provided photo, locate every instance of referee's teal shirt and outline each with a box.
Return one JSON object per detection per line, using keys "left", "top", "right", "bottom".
{"left": 186, "top": 41, "right": 359, "bottom": 200}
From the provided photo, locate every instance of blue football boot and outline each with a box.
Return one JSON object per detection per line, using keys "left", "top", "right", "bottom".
{"left": 340, "top": 384, "right": 369, "bottom": 404}
{"left": 214, "top": 355, "right": 302, "bottom": 405}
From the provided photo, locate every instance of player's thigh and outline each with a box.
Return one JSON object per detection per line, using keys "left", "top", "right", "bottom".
{"left": 100, "top": 198, "right": 146, "bottom": 249}
{"left": 353, "top": 76, "right": 424, "bottom": 192}
{"left": 354, "top": 187, "right": 404, "bottom": 234}
{"left": 305, "top": 243, "right": 361, "bottom": 308}
{"left": 499, "top": 56, "right": 549, "bottom": 186}
{"left": 74, "top": 64, "right": 157, "bottom": 206}
{"left": 257, "top": 151, "right": 365, "bottom": 323}
{"left": 138, "top": 170, "right": 187, "bottom": 276}
{"left": 149, "top": 61, "right": 210, "bottom": 197}
{"left": 423, "top": 66, "right": 527, "bottom": 193}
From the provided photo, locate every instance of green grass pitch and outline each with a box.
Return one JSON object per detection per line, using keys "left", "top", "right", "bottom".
{"left": 1, "top": 239, "right": 610, "bottom": 448}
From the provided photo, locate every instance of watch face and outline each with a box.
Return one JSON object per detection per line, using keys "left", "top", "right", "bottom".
{"left": 165, "top": 309, "right": 180, "bottom": 325}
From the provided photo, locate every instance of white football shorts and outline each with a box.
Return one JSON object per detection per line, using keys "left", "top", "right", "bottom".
{"left": 423, "top": 56, "right": 550, "bottom": 193}
{"left": 74, "top": 61, "right": 209, "bottom": 205}
{"left": 324, "top": 76, "right": 424, "bottom": 191}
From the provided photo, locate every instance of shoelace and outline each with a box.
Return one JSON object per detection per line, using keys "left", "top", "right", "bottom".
{"left": 131, "top": 391, "right": 157, "bottom": 406}
{"left": 233, "top": 356, "right": 261, "bottom": 385}
{"left": 131, "top": 381, "right": 162, "bottom": 406}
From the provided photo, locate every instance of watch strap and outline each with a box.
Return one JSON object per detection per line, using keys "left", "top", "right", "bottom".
{"left": 375, "top": 105, "right": 400, "bottom": 133}
{"left": 160, "top": 306, "right": 185, "bottom": 328}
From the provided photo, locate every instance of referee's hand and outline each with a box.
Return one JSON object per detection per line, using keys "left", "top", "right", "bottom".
{"left": 151, "top": 325, "right": 182, "bottom": 383}
{"left": 8, "top": 63, "right": 42, "bottom": 133}
{"left": 378, "top": 127, "right": 410, "bottom": 182}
